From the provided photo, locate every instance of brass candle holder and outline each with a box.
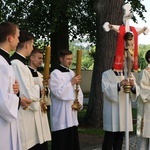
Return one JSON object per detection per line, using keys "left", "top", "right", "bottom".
{"left": 123, "top": 82, "right": 132, "bottom": 93}
{"left": 72, "top": 83, "right": 82, "bottom": 111}
{"left": 40, "top": 78, "right": 48, "bottom": 113}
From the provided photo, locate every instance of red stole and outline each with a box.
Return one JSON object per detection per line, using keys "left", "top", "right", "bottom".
{"left": 113, "top": 25, "right": 138, "bottom": 72}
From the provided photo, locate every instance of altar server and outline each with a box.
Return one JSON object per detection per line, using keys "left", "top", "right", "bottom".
{"left": 11, "top": 31, "right": 51, "bottom": 150}
{"left": 0, "top": 22, "right": 31, "bottom": 150}
{"left": 137, "top": 50, "right": 150, "bottom": 150}
{"left": 28, "top": 48, "right": 51, "bottom": 150}
{"left": 49, "top": 49, "right": 83, "bottom": 150}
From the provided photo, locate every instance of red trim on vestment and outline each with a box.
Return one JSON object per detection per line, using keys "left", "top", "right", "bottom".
{"left": 113, "top": 25, "right": 138, "bottom": 72}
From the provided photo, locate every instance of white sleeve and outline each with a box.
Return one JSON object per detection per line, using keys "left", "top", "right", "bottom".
{"left": 140, "top": 70, "right": 150, "bottom": 102}
{"left": 11, "top": 61, "right": 40, "bottom": 111}
{"left": 102, "top": 71, "right": 119, "bottom": 103}
{"left": 50, "top": 70, "right": 76, "bottom": 101}
{"left": 0, "top": 64, "right": 19, "bottom": 123}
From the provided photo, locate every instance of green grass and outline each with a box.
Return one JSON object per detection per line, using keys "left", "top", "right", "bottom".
{"left": 132, "top": 108, "right": 137, "bottom": 134}
{"left": 78, "top": 127, "right": 104, "bottom": 137}
{"left": 78, "top": 108, "right": 87, "bottom": 119}
{"left": 83, "top": 93, "right": 90, "bottom": 98}
{"left": 48, "top": 141, "right": 51, "bottom": 150}
{"left": 78, "top": 106, "right": 137, "bottom": 136}
{"left": 78, "top": 107, "right": 104, "bottom": 137}
{"left": 132, "top": 108, "right": 137, "bottom": 119}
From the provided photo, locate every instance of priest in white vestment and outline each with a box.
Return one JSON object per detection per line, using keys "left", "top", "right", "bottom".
{"left": 137, "top": 50, "right": 150, "bottom": 150}
{"left": 102, "top": 68, "right": 140, "bottom": 150}
{"left": 11, "top": 31, "right": 51, "bottom": 150}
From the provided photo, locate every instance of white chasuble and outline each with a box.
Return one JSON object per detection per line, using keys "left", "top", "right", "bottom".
{"left": 0, "top": 56, "right": 21, "bottom": 150}
{"left": 102, "top": 69, "right": 140, "bottom": 132}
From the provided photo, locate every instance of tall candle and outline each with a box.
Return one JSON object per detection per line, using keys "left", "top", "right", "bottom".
{"left": 76, "top": 50, "right": 82, "bottom": 75}
{"left": 43, "top": 45, "right": 51, "bottom": 79}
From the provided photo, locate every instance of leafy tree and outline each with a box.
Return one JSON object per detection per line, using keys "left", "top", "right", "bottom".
{"left": 0, "top": 0, "right": 96, "bottom": 70}
{"left": 0, "top": 0, "right": 147, "bottom": 127}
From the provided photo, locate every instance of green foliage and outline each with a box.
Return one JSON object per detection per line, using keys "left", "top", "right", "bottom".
{"left": 78, "top": 106, "right": 104, "bottom": 136}
{"left": 125, "top": 0, "right": 147, "bottom": 22}
{"left": 138, "top": 44, "right": 150, "bottom": 70}
{"left": 0, "top": 0, "right": 146, "bottom": 44}
{"left": 69, "top": 40, "right": 95, "bottom": 70}
{"left": 0, "top": 0, "right": 96, "bottom": 43}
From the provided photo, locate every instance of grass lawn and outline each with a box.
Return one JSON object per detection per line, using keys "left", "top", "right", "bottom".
{"left": 78, "top": 107, "right": 137, "bottom": 135}
{"left": 78, "top": 107, "right": 104, "bottom": 137}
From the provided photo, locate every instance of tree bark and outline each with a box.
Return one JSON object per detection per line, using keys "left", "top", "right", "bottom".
{"left": 50, "top": 1, "right": 69, "bottom": 71}
{"left": 85, "top": 0, "right": 124, "bottom": 128}
{"left": 51, "top": 22, "right": 69, "bottom": 71}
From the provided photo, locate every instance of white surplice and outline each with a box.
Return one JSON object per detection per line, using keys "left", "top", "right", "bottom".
{"left": 137, "top": 66, "right": 150, "bottom": 150}
{"left": 0, "top": 55, "right": 21, "bottom": 150}
{"left": 29, "top": 68, "right": 51, "bottom": 143}
{"left": 102, "top": 69, "right": 140, "bottom": 132}
{"left": 49, "top": 68, "right": 83, "bottom": 131}
{"left": 11, "top": 58, "right": 50, "bottom": 150}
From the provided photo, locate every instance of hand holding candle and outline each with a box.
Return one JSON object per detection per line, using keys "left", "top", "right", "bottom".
{"left": 43, "top": 45, "right": 51, "bottom": 79}
{"left": 76, "top": 50, "right": 82, "bottom": 76}
{"left": 72, "top": 49, "right": 82, "bottom": 111}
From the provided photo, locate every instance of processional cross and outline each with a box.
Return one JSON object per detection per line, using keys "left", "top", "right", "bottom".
{"left": 103, "top": 3, "right": 149, "bottom": 150}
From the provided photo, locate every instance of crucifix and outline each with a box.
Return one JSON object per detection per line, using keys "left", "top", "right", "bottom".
{"left": 103, "top": 3, "right": 149, "bottom": 150}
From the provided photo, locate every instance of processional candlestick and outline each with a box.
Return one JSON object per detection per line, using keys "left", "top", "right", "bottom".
{"left": 72, "top": 50, "right": 82, "bottom": 111}
{"left": 41, "top": 45, "right": 51, "bottom": 113}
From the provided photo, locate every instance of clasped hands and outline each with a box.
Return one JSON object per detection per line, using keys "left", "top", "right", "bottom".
{"left": 13, "top": 79, "right": 32, "bottom": 108}
{"left": 120, "top": 78, "right": 135, "bottom": 87}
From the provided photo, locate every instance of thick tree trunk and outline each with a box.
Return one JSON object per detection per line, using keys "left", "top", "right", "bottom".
{"left": 51, "top": 23, "right": 69, "bottom": 71}
{"left": 85, "top": 0, "right": 124, "bottom": 128}
{"left": 50, "top": 1, "right": 69, "bottom": 71}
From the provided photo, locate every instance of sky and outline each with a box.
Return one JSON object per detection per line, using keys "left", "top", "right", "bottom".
{"left": 130, "top": 0, "right": 150, "bottom": 45}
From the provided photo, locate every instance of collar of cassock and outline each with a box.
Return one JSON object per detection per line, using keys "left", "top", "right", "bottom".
{"left": 28, "top": 66, "right": 38, "bottom": 77}
{"left": 10, "top": 52, "right": 27, "bottom": 65}
{"left": 113, "top": 70, "right": 124, "bottom": 76}
{"left": 58, "top": 64, "right": 70, "bottom": 72}
{"left": 0, "top": 48, "right": 11, "bottom": 65}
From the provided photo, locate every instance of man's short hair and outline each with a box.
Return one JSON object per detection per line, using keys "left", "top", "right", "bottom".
{"left": 30, "top": 47, "right": 43, "bottom": 57}
{"left": 59, "top": 49, "right": 72, "bottom": 58}
{"left": 19, "top": 30, "right": 34, "bottom": 43}
{"left": 17, "top": 30, "right": 34, "bottom": 50}
{"left": 145, "top": 50, "right": 150, "bottom": 63}
{"left": 0, "top": 22, "right": 18, "bottom": 42}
